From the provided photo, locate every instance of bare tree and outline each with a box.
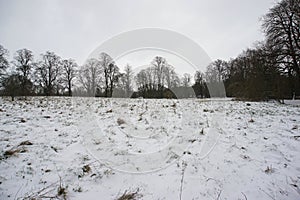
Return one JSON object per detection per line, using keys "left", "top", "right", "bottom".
{"left": 123, "top": 64, "right": 134, "bottom": 97}
{"left": 78, "top": 58, "right": 101, "bottom": 96}
{"left": 182, "top": 73, "right": 192, "bottom": 87}
{"left": 205, "top": 60, "right": 227, "bottom": 83}
{"left": 193, "top": 70, "right": 207, "bottom": 98}
{"left": 99, "top": 53, "right": 113, "bottom": 97}
{"left": 0, "top": 45, "right": 9, "bottom": 77}
{"left": 151, "top": 56, "right": 167, "bottom": 90}
{"left": 135, "top": 69, "right": 147, "bottom": 90}
{"left": 214, "top": 59, "right": 227, "bottom": 82}
{"left": 36, "top": 51, "right": 61, "bottom": 96}
{"left": 134, "top": 56, "right": 182, "bottom": 98}
{"left": 99, "top": 52, "right": 120, "bottom": 97}
{"left": 262, "top": 0, "right": 300, "bottom": 94}
{"left": 108, "top": 63, "right": 120, "bottom": 97}
{"left": 14, "top": 48, "right": 34, "bottom": 95}
{"left": 2, "top": 74, "right": 22, "bottom": 101}
{"left": 194, "top": 71, "right": 204, "bottom": 84}
{"left": 164, "top": 64, "right": 179, "bottom": 88}
{"left": 145, "top": 66, "right": 155, "bottom": 90}
{"left": 62, "top": 59, "right": 77, "bottom": 96}
{"left": 14, "top": 49, "right": 34, "bottom": 79}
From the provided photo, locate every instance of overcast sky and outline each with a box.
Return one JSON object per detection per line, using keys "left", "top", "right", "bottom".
{"left": 0, "top": 0, "right": 276, "bottom": 69}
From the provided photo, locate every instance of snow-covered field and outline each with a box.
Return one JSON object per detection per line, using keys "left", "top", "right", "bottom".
{"left": 0, "top": 97, "right": 300, "bottom": 200}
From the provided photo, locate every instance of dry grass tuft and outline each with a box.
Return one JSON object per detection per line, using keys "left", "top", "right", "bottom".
{"left": 117, "top": 118, "right": 126, "bottom": 125}
{"left": 292, "top": 125, "right": 298, "bottom": 130}
{"left": 57, "top": 185, "right": 67, "bottom": 199}
{"left": 116, "top": 188, "right": 142, "bottom": 200}
{"left": 82, "top": 165, "right": 91, "bottom": 173}
{"left": 19, "top": 140, "right": 33, "bottom": 146}
{"left": 203, "top": 109, "right": 214, "bottom": 113}
{"left": 3, "top": 146, "right": 27, "bottom": 158}
{"left": 264, "top": 165, "right": 274, "bottom": 174}
{"left": 4, "top": 149, "right": 19, "bottom": 157}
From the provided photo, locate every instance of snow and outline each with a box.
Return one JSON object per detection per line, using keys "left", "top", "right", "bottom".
{"left": 285, "top": 100, "right": 300, "bottom": 106}
{"left": 0, "top": 97, "right": 300, "bottom": 199}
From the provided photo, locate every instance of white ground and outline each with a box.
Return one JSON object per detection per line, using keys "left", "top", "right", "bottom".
{"left": 0, "top": 97, "right": 300, "bottom": 200}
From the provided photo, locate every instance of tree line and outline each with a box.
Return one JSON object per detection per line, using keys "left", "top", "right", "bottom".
{"left": 198, "top": 0, "right": 299, "bottom": 101}
{"left": 0, "top": 0, "right": 299, "bottom": 100}
{"left": 0, "top": 47, "right": 209, "bottom": 99}
{"left": 225, "top": 0, "right": 300, "bottom": 100}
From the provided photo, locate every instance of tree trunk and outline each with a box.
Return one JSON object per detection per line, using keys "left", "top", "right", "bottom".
{"left": 68, "top": 80, "right": 72, "bottom": 96}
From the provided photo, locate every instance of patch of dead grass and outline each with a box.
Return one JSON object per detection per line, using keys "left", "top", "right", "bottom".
{"left": 116, "top": 188, "right": 142, "bottom": 200}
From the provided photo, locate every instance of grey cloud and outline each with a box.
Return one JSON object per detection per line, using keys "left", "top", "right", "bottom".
{"left": 0, "top": 0, "right": 275, "bottom": 66}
